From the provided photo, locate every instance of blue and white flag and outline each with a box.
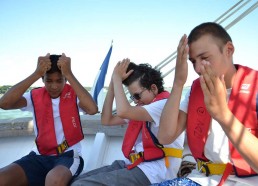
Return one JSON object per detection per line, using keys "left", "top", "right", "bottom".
{"left": 91, "top": 44, "right": 113, "bottom": 109}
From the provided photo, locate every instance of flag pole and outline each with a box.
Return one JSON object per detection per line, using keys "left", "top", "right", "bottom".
{"left": 90, "top": 42, "right": 113, "bottom": 112}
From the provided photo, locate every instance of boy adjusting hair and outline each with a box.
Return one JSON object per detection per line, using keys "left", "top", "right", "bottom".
{"left": 71, "top": 59, "right": 185, "bottom": 185}
{"left": 0, "top": 53, "right": 98, "bottom": 186}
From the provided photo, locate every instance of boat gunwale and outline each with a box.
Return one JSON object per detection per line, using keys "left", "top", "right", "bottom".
{"left": 0, "top": 114, "right": 127, "bottom": 138}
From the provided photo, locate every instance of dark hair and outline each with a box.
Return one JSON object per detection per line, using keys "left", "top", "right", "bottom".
{"left": 188, "top": 22, "right": 232, "bottom": 52}
{"left": 47, "top": 54, "right": 61, "bottom": 74}
{"left": 122, "top": 62, "right": 164, "bottom": 93}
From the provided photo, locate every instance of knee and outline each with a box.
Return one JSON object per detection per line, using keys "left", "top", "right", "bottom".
{"left": 0, "top": 165, "right": 28, "bottom": 186}
{"left": 45, "top": 173, "right": 71, "bottom": 186}
{"left": 46, "top": 165, "right": 72, "bottom": 186}
{"left": 45, "top": 177, "right": 66, "bottom": 186}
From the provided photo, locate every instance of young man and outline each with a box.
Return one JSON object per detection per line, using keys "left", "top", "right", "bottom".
{"left": 157, "top": 22, "right": 258, "bottom": 185}
{"left": 71, "top": 59, "right": 185, "bottom": 185}
{"left": 0, "top": 53, "right": 98, "bottom": 186}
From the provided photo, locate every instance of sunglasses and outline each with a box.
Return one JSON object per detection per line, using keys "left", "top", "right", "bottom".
{"left": 130, "top": 89, "right": 147, "bottom": 101}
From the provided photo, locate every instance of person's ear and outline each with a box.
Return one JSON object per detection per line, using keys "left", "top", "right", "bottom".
{"left": 225, "top": 41, "right": 234, "bottom": 56}
{"left": 150, "top": 84, "right": 158, "bottom": 94}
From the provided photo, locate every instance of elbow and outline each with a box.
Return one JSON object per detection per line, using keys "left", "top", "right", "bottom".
{"left": 158, "top": 138, "right": 172, "bottom": 145}
{"left": 157, "top": 133, "right": 173, "bottom": 145}
{"left": 116, "top": 109, "right": 128, "bottom": 118}
{"left": 86, "top": 106, "right": 98, "bottom": 115}
{"left": 0, "top": 100, "right": 9, "bottom": 110}
{"left": 116, "top": 104, "right": 132, "bottom": 118}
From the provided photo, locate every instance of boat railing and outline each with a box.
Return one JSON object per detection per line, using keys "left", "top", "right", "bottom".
{"left": 155, "top": 0, "right": 258, "bottom": 79}
{"left": 0, "top": 114, "right": 125, "bottom": 138}
{"left": 120, "top": 0, "right": 258, "bottom": 108}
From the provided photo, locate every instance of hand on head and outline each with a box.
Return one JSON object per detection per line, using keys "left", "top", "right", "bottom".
{"left": 37, "top": 53, "right": 51, "bottom": 77}
{"left": 57, "top": 53, "right": 72, "bottom": 77}
{"left": 36, "top": 53, "right": 72, "bottom": 78}
{"left": 113, "top": 58, "right": 134, "bottom": 81}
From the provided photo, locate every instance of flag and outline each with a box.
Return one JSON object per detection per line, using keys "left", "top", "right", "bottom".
{"left": 91, "top": 44, "right": 113, "bottom": 108}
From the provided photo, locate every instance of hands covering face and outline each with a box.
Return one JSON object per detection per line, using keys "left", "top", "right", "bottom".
{"left": 200, "top": 61, "right": 229, "bottom": 122}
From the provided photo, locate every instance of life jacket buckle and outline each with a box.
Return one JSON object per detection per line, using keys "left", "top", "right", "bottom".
{"left": 56, "top": 140, "right": 69, "bottom": 154}
{"left": 198, "top": 163, "right": 210, "bottom": 176}
{"left": 197, "top": 159, "right": 211, "bottom": 176}
{"left": 129, "top": 152, "right": 143, "bottom": 163}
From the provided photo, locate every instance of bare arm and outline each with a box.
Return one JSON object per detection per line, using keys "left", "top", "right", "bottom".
{"left": 57, "top": 53, "right": 98, "bottom": 115}
{"left": 101, "top": 79, "right": 126, "bottom": 126}
{"left": 200, "top": 61, "right": 258, "bottom": 173}
{"left": 223, "top": 113, "right": 258, "bottom": 173}
{"left": 0, "top": 54, "right": 51, "bottom": 109}
{"left": 158, "top": 85, "right": 187, "bottom": 144}
{"left": 112, "top": 59, "right": 153, "bottom": 122}
{"left": 158, "top": 35, "right": 189, "bottom": 144}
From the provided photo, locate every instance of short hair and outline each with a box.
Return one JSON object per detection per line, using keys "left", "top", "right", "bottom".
{"left": 188, "top": 22, "right": 232, "bottom": 51}
{"left": 122, "top": 62, "right": 164, "bottom": 93}
{"left": 47, "top": 54, "right": 61, "bottom": 74}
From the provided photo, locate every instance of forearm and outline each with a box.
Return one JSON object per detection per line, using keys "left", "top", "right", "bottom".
{"left": 112, "top": 76, "right": 131, "bottom": 117}
{"left": 220, "top": 112, "right": 258, "bottom": 172}
{"left": 158, "top": 84, "right": 184, "bottom": 144}
{"left": 101, "top": 81, "right": 115, "bottom": 125}
{"left": 66, "top": 73, "right": 98, "bottom": 115}
{"left": 0, "top": 72, "right": 40, "bottom": 109}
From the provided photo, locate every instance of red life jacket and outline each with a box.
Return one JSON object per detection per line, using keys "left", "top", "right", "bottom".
{"left": 187, "top": 65, "right": 258, "bottom": 177}
{"left": 31, "top": 84, "right": 84, "bottom": 155}
{"left": 122, "top": 91, "right": 170, "bottom": 169}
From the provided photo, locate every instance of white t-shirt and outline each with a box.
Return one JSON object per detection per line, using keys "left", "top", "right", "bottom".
{"left": 124, "top": 99, "right": 185, "bottom": 184}
{"left": 21, "top": 92, "right": 83, "bottom": 156}
{"left": 180, "top": 88, "right": 258, "bottom": 186}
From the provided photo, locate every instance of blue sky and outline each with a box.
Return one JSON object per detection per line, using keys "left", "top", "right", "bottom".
{"left": 0, "top": 0, "right": 257, "bottom": 87}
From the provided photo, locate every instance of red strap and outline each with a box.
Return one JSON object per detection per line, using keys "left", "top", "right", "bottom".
{"left": 127, "top": 157, "right": 144, "bottom": 170}
{"left": 217, "top": 163, "right": 233, "bottom": 186}
{"left": 187, "top": 79, "right": 210, "bottom": 162}
{"left": 122, "top": 91, "right": 170, "bottom": 159}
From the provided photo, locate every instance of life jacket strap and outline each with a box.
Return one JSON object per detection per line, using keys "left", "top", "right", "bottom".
{"left": 218, "top": 163, "right": 234, "bottom": 186}
{"left": 56, "top": 140, "right": 69, "bottom": 154}
{"left": 197, "top": 159, "right": 234, "bottom": 176}
{"left": 127, "top": 153, "right": 144, "bottom": 170}
{"left": 163, "top": 147, "right": 183, "bottom": 158}
{"left": 127, "top": 148, "right": 183, "bottom": 170}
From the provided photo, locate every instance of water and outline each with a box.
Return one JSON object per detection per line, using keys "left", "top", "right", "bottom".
{"left": 0, "top": 87, "right": 190, "bottom": 120}
{"left": 0, "top": 109, "right": 32, "bottom": 120}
